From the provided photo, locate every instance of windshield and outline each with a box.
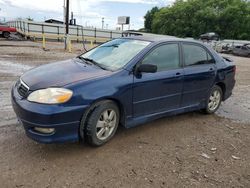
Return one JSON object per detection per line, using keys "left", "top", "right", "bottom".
{"left": 80, "top": 38, "right": 151, "bottom": 71}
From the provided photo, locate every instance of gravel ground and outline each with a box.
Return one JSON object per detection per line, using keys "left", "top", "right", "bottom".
{"left": 0, "top": 39, "right": 250, "bottom": 188}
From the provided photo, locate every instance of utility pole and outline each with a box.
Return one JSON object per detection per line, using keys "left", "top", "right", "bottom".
{"left": 102, "top": 17, "right": 104, "bottom": 29}
{"left": 64, "top": 0, "right": 69, "bottom": 50}
{"left": 71, "top": 12, "right": 73, "bottom": 21}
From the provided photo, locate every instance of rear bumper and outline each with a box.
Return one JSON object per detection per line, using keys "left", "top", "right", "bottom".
{"left": 223, "top": 90, "right": 232, "bottom": 101}
{"left": 223, "top": 79, "right": 235, "bottom": 101}
{"left": 11, "top": 86, "right": 88, "bottom": 144}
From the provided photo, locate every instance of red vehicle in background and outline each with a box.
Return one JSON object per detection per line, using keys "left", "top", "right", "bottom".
{"left": 0, "top": 23, "right": 17, "bottom": 38}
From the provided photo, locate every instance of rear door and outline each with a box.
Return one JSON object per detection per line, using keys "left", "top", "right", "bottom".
{"left": 181, "top": 43, "right": 216, "bottom": 107}
{"left": 133, "top": 43, "right": 183, "bottom": 117}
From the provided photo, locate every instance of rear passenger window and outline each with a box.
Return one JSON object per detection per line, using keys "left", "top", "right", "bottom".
{"left": 141, "top": 43, "right": 180, "bottom": 72}
{"left": 183, "top": 44, "right": 214, "bottom": 66}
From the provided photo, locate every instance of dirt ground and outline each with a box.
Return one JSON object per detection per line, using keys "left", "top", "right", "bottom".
{"left": 0, "top": 38, "right": 250, "bottom": 188}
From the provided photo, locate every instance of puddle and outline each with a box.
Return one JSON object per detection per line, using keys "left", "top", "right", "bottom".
{"left": 216, "top": 85, "right": 250, "bottom": 124}
{"left": 0, "top": 60, "right": 33, "bottom": 76}
{"left": 0, "top": 60, "right": 34, "bottom": 127}
{"left": 0, "top": 55, "right": 12, "bottom": 58}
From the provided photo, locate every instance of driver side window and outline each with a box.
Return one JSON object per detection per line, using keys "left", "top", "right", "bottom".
{"left": 141, "top": 43, "right": 180, "bottom": 72}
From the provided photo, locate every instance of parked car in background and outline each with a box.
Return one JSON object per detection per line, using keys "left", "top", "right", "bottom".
{"left": 11, "top": 36, "right": 236, "bottom": 146}
{"left": 200, "top": 32, "right": 219, "bottom": 41}
{"left": 0, "top": 23, "right": 17, "bottom": 38}
{"left": 122, "top": 30, "right": 143, "bottom": 37}
{"left": 232, "top": 44, "right": 250, "bottom": 57}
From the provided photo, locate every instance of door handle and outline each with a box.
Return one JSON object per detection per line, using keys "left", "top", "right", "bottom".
{"left": 175, "top": 72, "right": 181, "bottom": 77}
{"left": 209, "top": 67, "right": 214, "bottom": 71}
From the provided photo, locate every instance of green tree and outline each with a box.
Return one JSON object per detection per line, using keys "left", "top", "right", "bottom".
{"left": 145, "top": 0, "right": 250, "bottom": 40}
{"left": 144, "top": 6, "right": 159, "bottom": 32}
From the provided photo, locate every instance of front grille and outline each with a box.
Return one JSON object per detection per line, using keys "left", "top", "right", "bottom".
{"left": 17, "top": 79, "right": 29, "bottom": 97}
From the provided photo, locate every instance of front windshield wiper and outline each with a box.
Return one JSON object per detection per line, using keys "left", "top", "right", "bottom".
{"left": 77, "top": 56, "right": 92, "bottom": 65}
{"left": 77, "top": 56, "right": 108, "bottom": 70}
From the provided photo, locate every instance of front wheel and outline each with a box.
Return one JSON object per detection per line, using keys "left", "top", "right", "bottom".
{"left": 204, "top": 85, "right": 222, "bottom": 114}
{"left": 84, "top": 100, "right": 120, "bottom": 146}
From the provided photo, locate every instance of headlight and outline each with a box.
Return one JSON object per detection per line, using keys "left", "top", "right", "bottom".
{"left": 27, "top": 88, "right": 73, "bottom": 104}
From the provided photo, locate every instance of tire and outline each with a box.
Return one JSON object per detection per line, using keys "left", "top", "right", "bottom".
{"left": 84, "top": 100, "right": 120, "bottom": 146}
{"left": 204, "top": 85, "right": 223, "bottom": 114}
{"left": 3, "top": 32, "right": 10, "bottom": 38}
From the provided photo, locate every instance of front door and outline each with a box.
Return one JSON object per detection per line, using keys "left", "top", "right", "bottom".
{"left": 133, "top": 43, "right": 183, "bottom": 117}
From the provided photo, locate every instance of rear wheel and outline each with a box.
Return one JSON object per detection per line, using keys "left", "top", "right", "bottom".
{"left": 204, "top": 85, "right": 222, "bottom": 114}
{"left": 84, "top": 100, "right": 120, "bottom": 146}
{"left": 3, "top": 31, "right": 10, "bottom": 38}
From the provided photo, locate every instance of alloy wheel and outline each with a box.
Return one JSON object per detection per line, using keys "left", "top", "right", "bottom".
{"left": 96, "top": 109, "right": 117, "bottom": 140}
{"left": 208, "top": 90, "right": 221, "bottom": 111}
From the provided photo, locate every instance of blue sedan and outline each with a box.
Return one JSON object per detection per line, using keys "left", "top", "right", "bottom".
{"left": 11, "top": 36, "right": 236, "bottom": 146}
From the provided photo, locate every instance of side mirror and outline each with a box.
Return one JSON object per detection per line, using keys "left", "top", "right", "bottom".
{"left": 137, "top": 64, "right": 157, "bottom": 73}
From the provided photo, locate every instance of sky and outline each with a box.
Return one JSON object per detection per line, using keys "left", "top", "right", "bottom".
{"left": 0, "top": 0, "right": 174, "bottom": 30}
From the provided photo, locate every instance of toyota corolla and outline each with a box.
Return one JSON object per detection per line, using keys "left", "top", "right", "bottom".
{"left": 11, "top": 36, "right": 236, "bottom": 146}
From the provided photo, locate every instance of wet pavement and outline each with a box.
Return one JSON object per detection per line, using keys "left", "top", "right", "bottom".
{"left": 217, "top": 85, "right": 250, "bottom": 123}
{"left": 0, "top": 60, "right": 34, "bottom": 127}
{"left": 216, "top": 54, "right": 250, "bottom": 124}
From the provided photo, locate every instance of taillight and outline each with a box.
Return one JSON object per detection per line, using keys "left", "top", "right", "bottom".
{"left": 233, "top": 66, "right": 236, "bottom": 73}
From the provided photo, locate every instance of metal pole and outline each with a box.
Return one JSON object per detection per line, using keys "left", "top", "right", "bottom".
{"left": 66, "top": 0, "right": 69, "bottom": 34}
{"left": 64, "top": 0, "right": 69, "bottom": 50}
{"left": 102, "top": 17, "right": 104, "bottom": 29}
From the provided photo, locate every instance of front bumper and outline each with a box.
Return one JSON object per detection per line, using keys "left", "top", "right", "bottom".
{"left": 11, "top": 86, "right": 88, "bottom": 144}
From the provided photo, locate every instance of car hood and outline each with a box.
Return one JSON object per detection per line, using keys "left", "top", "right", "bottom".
{"left": 21, "top": 58, "right": 112, "bottom": 90}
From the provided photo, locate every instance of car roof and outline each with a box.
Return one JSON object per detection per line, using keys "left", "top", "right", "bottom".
{"left": 122, "top": 35, "right": 203, "bottom": 44}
